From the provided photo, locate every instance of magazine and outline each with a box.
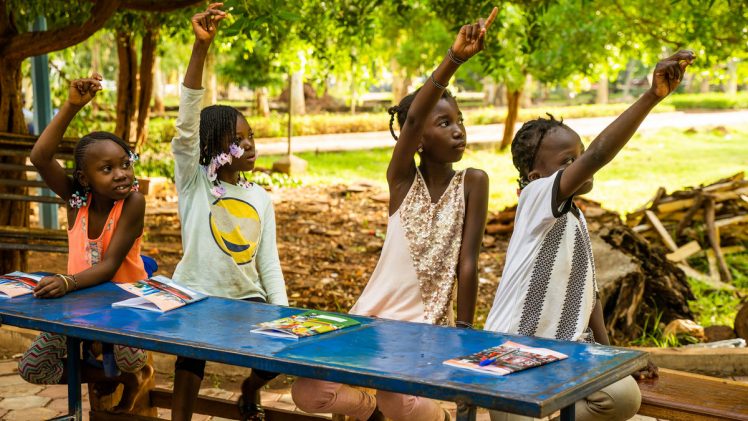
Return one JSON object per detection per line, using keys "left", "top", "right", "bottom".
{"left": 251, "top": 310, "right": 360, "bottom": 339}
{"left": 0, "top": 272, "right": 43, "bottom": 298}
{"left": 112, "top": 275, "right": 207, "bottom": 312}
{"left": 443, "top": 341, "right": 567, "bottom": 376}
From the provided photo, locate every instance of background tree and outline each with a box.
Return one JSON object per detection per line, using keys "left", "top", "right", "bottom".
{"left": 0, "top": 0, "right": 201, "bottom": 272}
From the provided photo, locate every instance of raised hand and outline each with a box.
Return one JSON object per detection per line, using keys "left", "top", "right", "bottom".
{"left": 650, "top": 50, "right": 695, "bottom": 98}
{"left": 68, "top": 73, "right": 103, "bottom": 108}
{"left": 451, "top": 6, "right": 499, "bottom": 61}
{"left": 191, "top": 2, "right": 227, "bottom": 44}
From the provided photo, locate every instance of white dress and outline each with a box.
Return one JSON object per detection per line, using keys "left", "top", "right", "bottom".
{"left": 351, "top": 168, "right": 466, "bottom": 326}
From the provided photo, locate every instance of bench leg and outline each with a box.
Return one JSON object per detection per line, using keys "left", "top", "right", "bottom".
{"left": 560, "top": 404, "right": 574, "bottom": 421}
{"left": 456, "top": 401, "right": 476, "bottom": 421}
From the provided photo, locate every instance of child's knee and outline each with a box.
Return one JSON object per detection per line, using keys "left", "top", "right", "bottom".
{"left": 113, "top": 345, "right": 148, "bottom": 373}
{"left": 581, "top": 376, "right": 641, "bottom": 421}
{"left": 291, "top": 378, "right": 338, "bottom": 412}
{"left": 377, "top": 391, "right": 443, "bottom": 421}
{"left": 19, "top": 333, "right": 66, "bottom": 384}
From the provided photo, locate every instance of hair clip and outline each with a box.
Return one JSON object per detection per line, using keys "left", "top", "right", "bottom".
{"left": 69, "top": 191, "right": 88, "bottom": 208}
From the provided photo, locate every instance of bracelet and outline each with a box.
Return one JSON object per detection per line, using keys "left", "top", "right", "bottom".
{"left": 447, "top": 47, "right": 467, "bottom": 65}
{"left": 69, "top": 274, "right": 78, "bottom": 291}
{"left": 430, "top": 73, "right": 448, "bottom": 90}
{"left": 55, "top": 274, "right": 69, "bottom": 294}
{"left": 455, "top": 321, "right": 473, "bottom": 329}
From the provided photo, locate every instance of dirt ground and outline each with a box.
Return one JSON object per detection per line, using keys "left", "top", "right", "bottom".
{"left": 28, "top": 181, "right": 509, "bottom": 327}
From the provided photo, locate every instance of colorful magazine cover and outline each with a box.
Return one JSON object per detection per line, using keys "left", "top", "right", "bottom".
{"left": 112, "top": 275, "right": 207, "bottom": 312}
{"left": 0, "top": 272, "right": 43, "bottom": 298}
{"left": 443, "top": 340, "right": 567, "bottom": 376}
{"left": 252, "top": 310, "right": 360, "bottom": 339}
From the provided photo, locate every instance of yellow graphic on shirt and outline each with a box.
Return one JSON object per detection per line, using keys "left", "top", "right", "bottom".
{"left": 209, "top": 197, "right": 261, "bottom": 265}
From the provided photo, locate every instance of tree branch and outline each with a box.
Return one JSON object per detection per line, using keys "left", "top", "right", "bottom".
{"left": 2, "top": 0, "right": 120, "bottom": 62}
{"left": 120, "top": 0, "right": 203, "bottom": 12}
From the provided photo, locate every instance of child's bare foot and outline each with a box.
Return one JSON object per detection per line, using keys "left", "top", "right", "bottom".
{"left": 113, "top": 364, "right": 154, "bottom": 413}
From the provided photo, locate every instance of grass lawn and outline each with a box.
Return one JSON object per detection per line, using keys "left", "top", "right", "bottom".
{"left": 259, "top": 124, "right": 748, "bottom": 215}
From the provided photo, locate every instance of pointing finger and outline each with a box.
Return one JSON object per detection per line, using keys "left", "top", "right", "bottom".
{"left": 485, "top": 6, "right": 499, "bottom": 31}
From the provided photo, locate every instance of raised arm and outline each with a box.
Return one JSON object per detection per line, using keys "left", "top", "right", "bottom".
{"left": 29, "top": 74, "right": 102, "bottom": 201}
{"left": 183, "top": 2, "right": 226, "bottom": 89}
{"left": 386, "top": 7, "right": 498, "bottom": 187}
{"left": 558, "top": 50, "right": 695, "bottom": 201}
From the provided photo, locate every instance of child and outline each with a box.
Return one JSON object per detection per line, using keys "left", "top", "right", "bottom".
{"left": 484, "top": 50, "right": 695, "bottom": 421}
{"left": 170, "top": 4, "right": 287, "bottom": 421}
{"left": 21, "top": 74, "right": 153, "bottom": 412}
{"left": 291, "top": 10, "right": 495, "bottom": 421}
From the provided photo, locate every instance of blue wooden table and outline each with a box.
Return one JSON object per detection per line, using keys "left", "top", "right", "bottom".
{"left": 0, "top": 282, "right": 646, "bottom": 421}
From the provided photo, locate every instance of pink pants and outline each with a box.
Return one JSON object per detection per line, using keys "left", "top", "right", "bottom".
{"left": 292, "top": 377, "right": 445, "bottom": 421}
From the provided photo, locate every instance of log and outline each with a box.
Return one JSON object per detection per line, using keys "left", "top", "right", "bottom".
{"left": 645, "top": 210, "right": 678, "bottom": 251}
{"left": 736, "top": 303, "right": 748, "bottom": 341}
{"left": 666, "top": 241, "right": 701, "bottom": 262}
{"left": 704, "top": 196, "right": 732, "bottom": 283}
{"left": 594, "top": 225, "right": 694, "bottom": 344}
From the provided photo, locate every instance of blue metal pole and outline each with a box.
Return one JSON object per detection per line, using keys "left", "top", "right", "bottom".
{"left": 30, "top": 16, "right": 58, "bottom": 229}
{"left": 66, "top": 336, "right": 82, "bottom": 421}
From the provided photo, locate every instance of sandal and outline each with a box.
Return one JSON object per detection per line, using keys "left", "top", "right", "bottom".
{"left": 238, "top": 393, "right": 266, "bottom": 421}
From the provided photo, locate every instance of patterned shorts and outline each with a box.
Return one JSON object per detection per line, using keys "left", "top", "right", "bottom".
{"left": 18, "top": 332, "right": 148, "bottom": 384}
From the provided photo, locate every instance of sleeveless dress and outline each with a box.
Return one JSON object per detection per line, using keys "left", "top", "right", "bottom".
{"left": 67, "top": 194, "right": 147, "bottom": 283}
{"left": 351, "top": 168, "right": 466, "bottom": 326}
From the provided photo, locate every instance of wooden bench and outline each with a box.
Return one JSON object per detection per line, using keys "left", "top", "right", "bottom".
{"left": 637, "top": 368, "right": 748, "bottom": 420}
{"left": 0, "top": 132, "right": 75, "bottom": 254}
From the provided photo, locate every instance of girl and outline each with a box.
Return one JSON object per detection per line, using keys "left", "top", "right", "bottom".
{"left": 21, "top": 74, "right": 152, "bottom": 413}
{"left": 170, "top": 4, "right": 287, "bottom": 421}
{"left": 291, "top": 9, "right": 495, "bottom": 421}
{"left": 484, "top": 50, "right": 695, "bottom": 421}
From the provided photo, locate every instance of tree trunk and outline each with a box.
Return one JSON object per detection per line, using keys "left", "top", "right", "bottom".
{"left": 152, "top": 56, "right": 165, "bottom": 116}
{"left": 115, "top": 30, "right": 138, "bottom": 146}
{"left": 522, "top": 74, "right": 533, "bottom": 108}
{"left": 350, "top": 65, "right": 357, "bottom": 114}
{"left": 495, "top": 83, "right": 505, "bottom": 106}
{"left": 290, "top": 68, "right": 305, "bottom": 115}
{"left": 0, "top": 59, "right": 30, "bottom": 272}
{"left": 596, "top": 73, "right": 609, "bottom": 105}
{"left": 256, "top": 87, "right": 270, "bottom": 117}
{"left": 726, "top": 58, "right": 738, "bottom": 95}
{"left": 135, "top": 27, "right": 158, "bottom": 152}
{"left": 621, "top": 60, "right": 635, "bottom": 100}
{"left": 499, "top": 89, "right": 521, "bottom": 150}
{"left": 483, "top": 77, "right": 496, "bottom": 106}
{"left": 90, "top": 36, "right": 101, "bottom": 112}
{"left": 201, "top": 51, "right": 217, "bottom": 108}
{"left": 699, "top": 75, "right": 710, "bottom": 94}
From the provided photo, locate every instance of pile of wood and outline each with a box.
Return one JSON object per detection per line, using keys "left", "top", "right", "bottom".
{"left": 626, "top": 172, "right": 748, "bottom": 287}
{"left": 485, "top": 198, "right": 694, "bottom": 345}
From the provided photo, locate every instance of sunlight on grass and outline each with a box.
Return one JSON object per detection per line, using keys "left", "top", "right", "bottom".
{"left": 259, "top": 124, "right": 748, "bottom": 215}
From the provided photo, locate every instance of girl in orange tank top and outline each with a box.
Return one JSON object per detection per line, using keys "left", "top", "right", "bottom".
{"left": 18, "top": 74, "right": 152, "bottom": 413}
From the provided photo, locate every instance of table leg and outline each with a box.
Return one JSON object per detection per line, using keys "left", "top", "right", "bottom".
{"left": 456, "top": 401, "right": 476, "bottom": 421}
{"left": 66, "top": 337, "right": 82, "bottom": 420}
{"left": 560, "top": 403, "right": 575, "bottom": 421}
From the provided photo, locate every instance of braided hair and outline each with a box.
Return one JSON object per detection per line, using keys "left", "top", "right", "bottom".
{"left": 199, "top": 105, "right": 240, "bottom": 166}
{"left": 387, "top": 88, "right": 456, "bottom": 141}
{"left": 511, "top": 113, "right": 567, "bottom": 189}
{"left": 72, "top": 131, "right": 133, "bottom": 200}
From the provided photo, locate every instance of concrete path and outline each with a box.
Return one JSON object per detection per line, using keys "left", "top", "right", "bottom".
{"left": 256, "top": 110, "right": 748, "bottom": 155}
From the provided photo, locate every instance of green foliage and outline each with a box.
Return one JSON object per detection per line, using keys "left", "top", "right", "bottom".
{"left": 246, "top": 171, "right": 302, "bottom": 188}
{"left": 665, "top": 92, "right": 748, "bottom": 110}
{"left": 628, "top": 309, "right": 700, "bottom": 348}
